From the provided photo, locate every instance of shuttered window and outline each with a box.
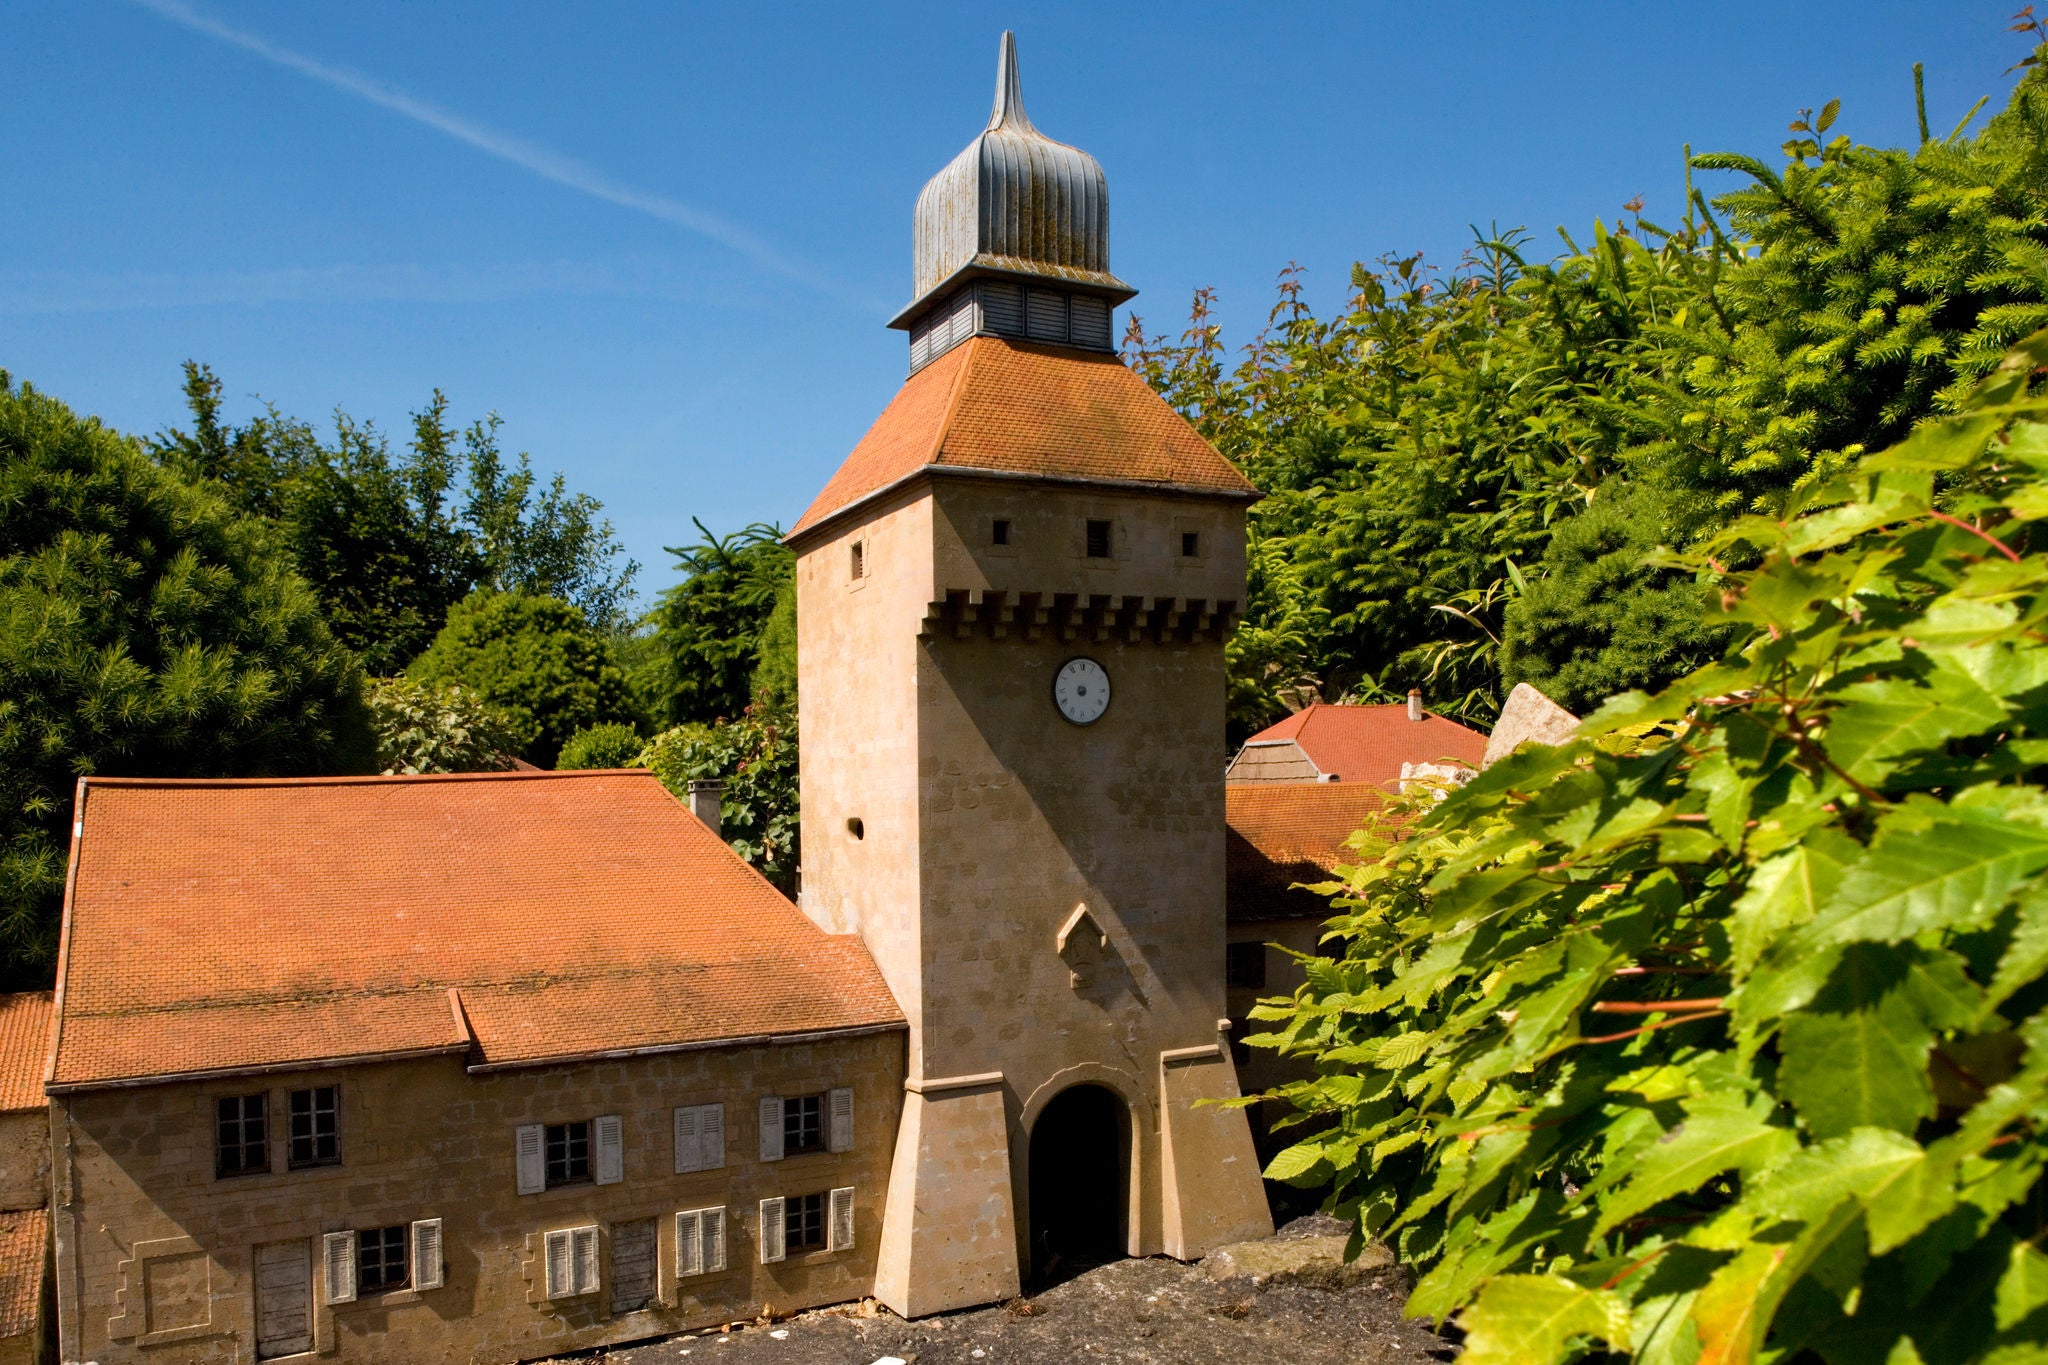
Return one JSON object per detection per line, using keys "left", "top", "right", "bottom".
{"left": 593, "top": 1114, "right": 624, "bottom": 1185}
{"left": 542, "top": 1225, "right": 601, "bottom": 1299}
{"left": 356, "top": 1225, "right": 408, "bottom": 1294}
{"left": 674, "top": 1206, "right": 727, "bottom": 1278}
{"left": 1025, "top": 288, "right": 1069, "bottom": 342}
{"left": 758, "top": 1197, "right": 786, "bottom": 1264}
{"left": 411, "top": 1219, "right": 443, "bottom": 1292}
{"left": 758, "top": 1096, "right": 785, "bottom": 1162}
{"left": 674, "top": 1104, "right": 726, "bottom": 1174}
{"left": 1070, "top": 295, "right": 1113, "bottom": 350}
{"left": 829, "top": 1186, "right": 856, "bottom": 1253}
{"left": 828, "top": 1088, "right": 854, "bottom": 1154}
{"left": 321, "top": 1231, "right": 355, "bottom": 1306}
{"left": 784, "top": 1192, "right": 827, "bottom": 1253}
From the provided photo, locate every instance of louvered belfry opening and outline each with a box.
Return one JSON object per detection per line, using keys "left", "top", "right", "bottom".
{"left": 893, "top": 31, "right": 1136, "bottom": 372}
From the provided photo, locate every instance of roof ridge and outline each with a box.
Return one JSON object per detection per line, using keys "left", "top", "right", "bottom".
{"left": 928, "top": 332, "right": 985, "bottom": 469}
{"left": 77, "top": 768, "right": 655, "bottom": 790}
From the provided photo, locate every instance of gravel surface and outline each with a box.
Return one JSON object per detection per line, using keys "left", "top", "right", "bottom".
{"left": 556, "top": 1220, "right": 1449, "bottom": 1365}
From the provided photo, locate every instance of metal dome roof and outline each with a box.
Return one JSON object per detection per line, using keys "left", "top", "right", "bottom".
{"left": 895, "top": 32, "right": 1134, "bottom": 327}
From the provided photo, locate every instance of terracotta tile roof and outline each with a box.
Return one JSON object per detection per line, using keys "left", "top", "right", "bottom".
{"left": 790, "top": 336, "right": 1259, "bottom": 539}
{"left": 0, "top": 995, "right": 52, "bottom": 1113}
{"left": 1226, "top": 785, "right": 1390, "bottom": 924}
{"left": 1237, "top": 703, "right": 1488, "bottom": 790}
{"left": 51, "top": 772, "right": 903, "bottom": 1090}
{"left": 0, "top": 1208, "right": 44, "bottom": 1341}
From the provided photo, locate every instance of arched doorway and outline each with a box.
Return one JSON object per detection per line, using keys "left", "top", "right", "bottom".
{"left": 1027, "top": 1084, "right": 1126, "bottom": 1285}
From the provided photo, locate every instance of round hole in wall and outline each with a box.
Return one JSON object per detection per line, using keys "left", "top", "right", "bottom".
{"left": 846, "top": 817, "right": 865, "bottom": 840}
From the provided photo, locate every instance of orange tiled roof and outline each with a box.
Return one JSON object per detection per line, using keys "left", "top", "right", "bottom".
{"left": 1226, "top": 784, "right": 1390, "bottom": 923}
{"left": 0, "top": 994, "right": 51, "bottom": 1113}
{"left": 0, "top": 1208, "right": 44, "bottom": 1340}
{"left": 789, "top": 336, "right": 1259, "bottom": 538}
{"left": 1240, "top": 703, "right": 1488, "bottom": 790}
{"left": 51, "top": 772, "right": 902, "bottom": 1090}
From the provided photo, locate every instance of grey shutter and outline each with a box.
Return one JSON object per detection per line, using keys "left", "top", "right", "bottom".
{"left": 758, "top": 1197, "right": 786, "bottom": 1264}
{"left": 700, "top": 1105, "right": 724, "bottom": 1170}
{"left": 758, "top": 1096, "right": 784, "bottom": 1162}
{"left": 571, "top": 1225, "right": 601, "bottom": 1296}
{"left": 703, "top": 1207, "right": 727, "bottom": 1274}
{"left": 515, "top": 1123, "right": 545, "bottom": 1194}
{"left": 322, "top": 1231, "right": 356, "bottom": 1306}
{"left": 829, "top": 1186, "right": 856, "bottom": 1253}
{"left": 673, "top": 1106, "right": 701, "bottom": 1174}
{"left": 674, "top": 1210, "right": 702, "bottom": 1278}
{"left": 1026, "top": 288, "right": 1069, "bottom": 342}
{"left": 410, "top": 1219, "right": 443, "bottom": 1291}
{"left": 828, "top": 1088, "right": 854, "bottom": 1153}
{"left": 594, "top": 1114, "right": 624, "bottom": 1185}
{"left": 543, "top": 1229, "right": 572, "bottom": 1300}
{"left": 981, "top": 281, "right": 1024, "bottom": 336}
{"left": 1070, "top": 295, "right": 1113, "bottom": 350}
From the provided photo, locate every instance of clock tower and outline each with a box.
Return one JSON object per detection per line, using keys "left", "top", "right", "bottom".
{"left": 788, "top": 33, "right": 1272, "bottom": 1316}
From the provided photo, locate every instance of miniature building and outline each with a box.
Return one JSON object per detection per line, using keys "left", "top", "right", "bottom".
{"left": 0, "top": 992, "right": 53, "bottom": 1365}
{"left": 45, "top": 773, "right": 903, "bottom": 1362}
{"left": 1225, "top": 696, "right": 1487, "bottom": 790}
{"left": 787, "top": 30, "right": 1270, "bottom": 1315}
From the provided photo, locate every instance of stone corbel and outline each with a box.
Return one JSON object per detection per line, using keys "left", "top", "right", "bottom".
{"left": 1056, "top": 904, "right": 1108, "bottom": 989}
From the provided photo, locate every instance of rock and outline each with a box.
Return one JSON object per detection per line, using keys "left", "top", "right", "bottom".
{"left": 1482, "top": 683, "right": 1579, "bottom": 769}
{"left": 1202, "top": 1234, "right": 1394, "bottom": 1291}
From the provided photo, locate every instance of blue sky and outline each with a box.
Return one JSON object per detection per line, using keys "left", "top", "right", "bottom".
{"left": 1, "top": 2, "right": 2020, "bottom": 602}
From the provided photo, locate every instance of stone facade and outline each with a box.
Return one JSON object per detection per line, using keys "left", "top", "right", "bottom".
{"left": 50, "top": 1033, "right": 902, "bottom": 1363}
{"left": 797, "top": 477, "right": 1272, "bottom": 1315}
{"left": 0, "top": 1113, "right": 45, "bottom": 1217}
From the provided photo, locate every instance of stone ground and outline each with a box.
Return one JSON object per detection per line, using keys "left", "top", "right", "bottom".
{"left": 550, "top": 1219, "right": 1452, "bottom": 1365}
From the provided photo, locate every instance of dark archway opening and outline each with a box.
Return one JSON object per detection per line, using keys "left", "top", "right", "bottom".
{"left": 1027, "top": 1084, "right": 1126, "bottom": 1287}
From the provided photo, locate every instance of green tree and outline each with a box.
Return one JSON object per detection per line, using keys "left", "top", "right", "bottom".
{"left": 556, "top": 721, "right": 646, "bottom": 771}
{"left": 0, "top": 374, "right": 371, "bottom": 982}
{"left": 1246, "top": 334, "right": 2048, "bottom": 1364}
{"left": 155, "top": 367, "right": 638, "bottom": 673}
{"left": 365, "top": 677, "right": 518, "bottom": 775}
{"left": 637, "top": 706, "right": 798, "bottom": 891}
{"left": 637, "top": 521, "right": 794, "bottom": 728}
{"left": 407, "top": 591, "right": 639, "bottom": 768}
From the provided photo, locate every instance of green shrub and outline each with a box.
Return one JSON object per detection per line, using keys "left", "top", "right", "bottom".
{"left": 1250, "top": 333, "right": 2048, "bottom": 1363}
{"left": 365, "top": 677, "right": 518, "bottom": 775}
{"left": 556, "top": 721, "right": 645, "bottom": 771}
{"left": 637, "top": 705, "right": 797, "bottom": 891}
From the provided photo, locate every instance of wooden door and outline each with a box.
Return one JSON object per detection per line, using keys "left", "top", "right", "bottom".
{"left": 255, "top": 1238, "right": 313, "bottom": 1358}
{"left": 610, "top": 1218, "right": 657, "bottom": 1315}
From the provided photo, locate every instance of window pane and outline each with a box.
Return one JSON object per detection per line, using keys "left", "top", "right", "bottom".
{"left": 785, "top": 1193, "right": 826, "bottom": 1252}
{"left": 357, "top": 1225, "right": 409, "bottom": 1293}
{"left": 784, "top": 1095, "right": 824, "bottom": 1154}
{"left": 289, "top": 1086, "right": 339, "bottom": 1167}
{"left": 545, "top": 1121, "right": 592, "bottom": 1187}
{"left": 216, "top": 1093, "right": 268, "bottom": 1177}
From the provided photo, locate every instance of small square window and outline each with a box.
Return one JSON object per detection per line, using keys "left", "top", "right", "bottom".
{"left": 1085, "top": 519, "right": 1112, "bottom": 558}
{"left": 1226, "top": 942, "right": 1267, "bottom": 990}
{"left": 357, "top": 1225, "right": 409, "bottom": 1294}
{"left": 545, "top": 1120, "right": 592, "bottom": 1188}
{"left": 992, "top": 519, "right": 1011, "bottom": 547}
{"left": 1181, "top": 531, "right": 1201, "bottom": 558}
{"left": 849, "top": 540, "right": 866, "bottom": 581}
{"left": 783, "top": 1094, "right": 826, "bottom": 1156}
{"left": 289, "top": 1086, "right": 340, "bottom": 1168}
{"left": 216, "top": 1093, "right": 268, "bottom": 1178}
{"left": 785, "top": 1192, "right": 827, "bottom": 1253}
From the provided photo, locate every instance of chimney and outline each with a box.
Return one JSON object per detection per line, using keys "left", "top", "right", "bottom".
{"left": 1407, "top": 689, "right": 1423, "bottom": 722}
{"left": 687, "top": 779, "right": 723, "bottom": 836}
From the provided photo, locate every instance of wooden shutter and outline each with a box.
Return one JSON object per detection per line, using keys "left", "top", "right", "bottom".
{"left": 674, "top": 1210, "right": 702, "bottom": 1278}
{"left": 410, "top": 1219, "right": 443, "bottom": 1291}
{"left": 571, "top": 1226, "right": 601, "bottom": 1296}
{"left": 673, "top": 1106, "right": 701, "bottom": 1174}
{"left": 543, "top": 1229, "right": 572, "bottom": 1300}
{"left": 322, "top": 1231, "right": 356, "bottom": 1305}
{"left": 594, "top": 1114, "right": 624, "bottom": 1185}
{"left": 828, "top": 1088, "right": 854, "bottom": 1153}
{"left": 515, "top": 1123, "right": 545, "bottom": 1195}
{"left": 829, "top": 1186, "right": 856, "bottom": 1253}
{"left": 758, "top": 1197, "right": 786, "bottom": 1264}
{"left": 700, "top": 1103, "right": 725, "bottom": 1170}
{"left": 758, "top": 1096, "right": 784, "bottom": 1162}
{"left": 702, "top": 1207, "right": 727, "bottom": 1274}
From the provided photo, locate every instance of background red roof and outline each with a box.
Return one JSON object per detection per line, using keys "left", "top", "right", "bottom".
{"left": 0, "top": 993, "right": 52, "bottom": 1113}
{"left": 1243, "top": 702, "right": 1487, "bottom": 790}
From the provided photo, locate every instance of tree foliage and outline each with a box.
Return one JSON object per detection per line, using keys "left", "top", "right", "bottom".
{"left": 637, "top": 705, "right": 799, "bottom": 892}
{"left": 1248, "top": 334, "right": 2048, "bottom": 1365}
{"left": 556, "top": 721, "right": 646, "bottom": 771}
{"left": 0, "top": 374, "right": 371, "bottom": 981}
{"left": 365, "top": 677, "right": 518, "bottom": 776}
{"left": 636, "top": 520, "right": 794, "bottom": 729}
{"left": 1128, "top": 46, "right": 2048, "bottom": 732}
{"left": 406, "top": 591, "right": 639, "bottom": 768}
{"left": 156, "top": 365, "right": 638, "bottom": 673}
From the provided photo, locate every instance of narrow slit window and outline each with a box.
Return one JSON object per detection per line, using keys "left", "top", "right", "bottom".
{"left": 1181, "top": 531, "right": 1201, "bottom": 558}
{"left": 1085, "top": 520, "right": 1112, "bottom": 559}
{"left": 849, "top": 540, "right": 866, "bottom": 581}
{"left": 992, "top": 519, "right": 1011, "bottom": 547}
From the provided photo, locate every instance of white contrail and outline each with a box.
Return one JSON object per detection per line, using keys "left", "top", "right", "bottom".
{"left": 129, "top": 0, "right": 867, "bottom": 307}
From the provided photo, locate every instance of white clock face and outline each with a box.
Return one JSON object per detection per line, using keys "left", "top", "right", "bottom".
{"left": 1054, "top": 657, "right": 1111, "bottom": 726}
